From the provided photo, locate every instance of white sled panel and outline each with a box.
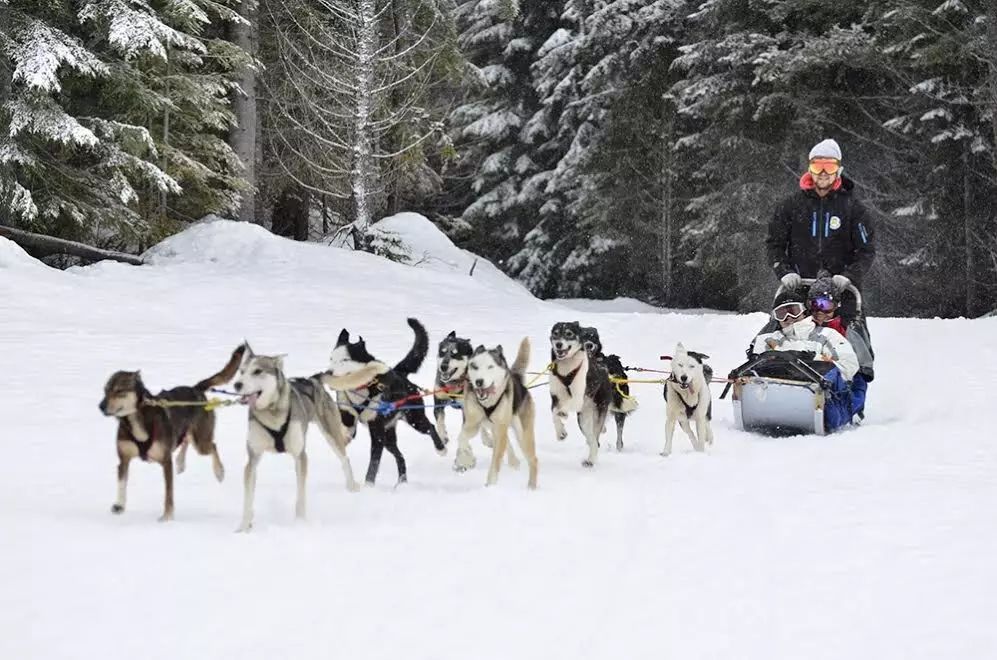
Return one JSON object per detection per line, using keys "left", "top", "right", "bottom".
{"left": 733, "top": 378, "right": 824, "bottom": 436}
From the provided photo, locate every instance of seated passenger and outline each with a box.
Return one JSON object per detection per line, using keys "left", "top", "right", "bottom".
{"left": 807, "top": 277, "right": 872, "bottom": 420}
{"left": 751, "top": 290, "right": 860, "bottom": 382}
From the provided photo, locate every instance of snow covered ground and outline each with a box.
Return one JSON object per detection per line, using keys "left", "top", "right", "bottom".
{"left": 1, "top": 217, "right": 995, "bottom": 660}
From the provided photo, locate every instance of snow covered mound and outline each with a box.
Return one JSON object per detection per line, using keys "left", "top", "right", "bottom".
{"left": 373, "top": 212, "right": 531, "bottom": 296}
{"left": 143, "top": 217, "right": 328, "bottom": 266}
{"left": 0, "top": 236, "right": 57, "bottom": 274}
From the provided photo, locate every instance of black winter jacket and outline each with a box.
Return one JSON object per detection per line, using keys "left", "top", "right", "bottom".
{"left": 766, "top": 175, "right": 876, "bottom": 287}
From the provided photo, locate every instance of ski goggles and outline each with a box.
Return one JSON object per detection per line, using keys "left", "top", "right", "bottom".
{"left": 809, "top": 294, "right": 838, "bottom": 313}
{"left": 808, "top": 158, "right": 841, "bottom": 176}
{"left": 772, "top": 301, "right": 806, "bottom": 322}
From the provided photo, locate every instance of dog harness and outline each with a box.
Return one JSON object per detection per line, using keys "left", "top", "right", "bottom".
{"left": 553, "top": 364, "right": 582, "bottom": 395}
{"left": 256, "top": 413, "right": 291, "bottom": 453}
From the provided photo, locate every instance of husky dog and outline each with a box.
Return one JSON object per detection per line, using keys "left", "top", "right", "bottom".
{"left": 98, "top": 346, "right": 244, "bottom": 521}
{"left": 232, "top": 344, "right": 386, "bottom": 532}
{"left": 452, "top": 338, "right": 538, "bottom": 489}
{"left": 549, "top": 321, "right": 612, "bottom": 467}
{"left": 433, "top": 331, "right": 490, "bottom": 448}
{"left": 580, "top": 326, "right": 638, "bottom": 451}
{"left": 662, "top": 342, "right": 714, "bottom": 456}
{"left": 328, "top": 318, "right": 447, "bottom": 486}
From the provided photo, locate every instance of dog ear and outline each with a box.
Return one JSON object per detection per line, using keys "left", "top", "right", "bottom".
{"left": 241, "top": 341, "right": 254, "bottom": 359}
{"left": 336, "top": 329, "right": 349, "bottom": 345}
{"left": 688, "top": 351, "right": 710, "bottom": 362}
{"left": 447, "top": 330, "right": 456, "bottom": 339}
{"left": 274, "top": 355, "right": 285, "bottom": 370}
{"left": 473, "top": 345, "right": 487, "bottom": 355}
{"left": 495, "top": 345, "right": 504, "bottom": 356}
{"left": 675, "top": 342, "right": 686, "bottom": 355}
{"left": 357, "top": 335, "right": 365, "bottom": 346}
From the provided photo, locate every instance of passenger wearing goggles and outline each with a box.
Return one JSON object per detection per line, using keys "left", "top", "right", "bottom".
{"left": 765, "top": 138, "right": 876, "bottom": 322}
{"left": 808, "top": 277, "right": 875, "bottom": 419}
{"left": 750, "top": 290, "right": 859, "bottom": 381}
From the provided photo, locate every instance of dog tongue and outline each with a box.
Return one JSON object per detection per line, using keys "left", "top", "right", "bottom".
{"left": 241, "top": 392, "right": 259, "bottom": 407}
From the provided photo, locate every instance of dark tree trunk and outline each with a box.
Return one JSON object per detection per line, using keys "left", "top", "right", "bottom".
{"left": 271, "top": 185, "right": 311, "bottom": 241}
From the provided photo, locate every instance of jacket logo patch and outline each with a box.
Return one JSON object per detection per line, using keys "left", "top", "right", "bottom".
{"left": 829, "top": 216, "right": 842, "bottom": 230}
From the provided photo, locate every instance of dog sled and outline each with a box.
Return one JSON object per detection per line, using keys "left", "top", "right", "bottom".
{"left": 726, "top": 279, "right": 864, "bottom": 436}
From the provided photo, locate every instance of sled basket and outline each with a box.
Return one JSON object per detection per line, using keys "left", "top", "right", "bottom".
{"left": 728, "top": 351, "right": 836, "bottom": 436}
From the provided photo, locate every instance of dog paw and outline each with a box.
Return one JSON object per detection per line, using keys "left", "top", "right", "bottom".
{"left": 454, "top": 449, "right": 476, "bottom": 471}
{"left": 616, "top": 440, "right": 624, "bottom": 452}
{"left": 581, "top": 459, "right": 594, "bottom": 468}
{"left": 346, "top": 481, "right": 362, "bottom": 493}
{"left": 111, "top": 504, "right": 124, "bottom": 515}
{"left": 557, "top": 430, "right": 568, "bottom": 441}
{"left": 214, "top": 466, "right": 225, "bottom": 482}
{"left": 235, "top": 523, "right": 253, "bottom": 533}
{"left": 482, "top": 435, "right": 494, "bottom": 449}
{"left": 176, "top": 461, "right": 186, "bottom": 475}
{"left": 659, "top": 450, "right": 671, "bottom": 458}
{"left": 436, "top": 446, "right": 447, "bottom": 457}
{"left": 158, "top": 512, "right": 174, "bottom": 523}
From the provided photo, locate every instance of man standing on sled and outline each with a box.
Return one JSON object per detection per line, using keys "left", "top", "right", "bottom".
{"left": 766, "top": 139, "right": 876, "bottom": 324}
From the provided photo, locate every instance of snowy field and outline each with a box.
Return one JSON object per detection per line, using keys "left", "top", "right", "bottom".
{"left": 1, "top": 217, "right": 995, "bottom": 660}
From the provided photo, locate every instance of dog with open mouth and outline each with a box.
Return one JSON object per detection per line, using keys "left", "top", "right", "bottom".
{"left": 548, "top": 321, "right": 612, "bottom": 467}
{"left": 327, "top": 318, "right": 447, "bottom": 487}
{"left": 231, "top": 343, "right": 386, "bottom": 532}
{"left": 579, "top": 325, "right": 638, "bottom": 451}
{"left": 451, "top": 338, "right": 538, "bottom": 489}
{"left": 98, "top": 345, "right": 244, "bottom": 521}
{"left": 662, "top": 342, "right": 714, "bottom": 456}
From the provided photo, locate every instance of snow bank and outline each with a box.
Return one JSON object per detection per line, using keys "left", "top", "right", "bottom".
{"left": 373, "top": 212, "right": 531, "bottom": 297}
{"left": 142, "top": 217, "right": 328, "bottom": 267}
{"left": 0, "top": 236, "right": 58, "bottom": 274}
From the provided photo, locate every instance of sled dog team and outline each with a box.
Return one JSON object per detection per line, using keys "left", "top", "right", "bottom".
{"left": 99, "top": 318, "right": 713, "bottom": 529}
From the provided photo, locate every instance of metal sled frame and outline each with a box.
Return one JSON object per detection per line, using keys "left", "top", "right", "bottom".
{"left": 727, "top": 352, "right": 835, "bottom": 437}
{"left": 733, "top": 376, "right": 826, "bottom": 436}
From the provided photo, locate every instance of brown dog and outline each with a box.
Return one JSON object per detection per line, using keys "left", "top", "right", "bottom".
{"left": 98, "top": 346, "right": 244, "bottom": 521}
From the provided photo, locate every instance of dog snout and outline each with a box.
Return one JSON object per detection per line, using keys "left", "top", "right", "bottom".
{"left": 680, "top": 374, "right": 688, "bottom": 383}
{"left": 233, "top": 381, "right": 243, "bottom": 392}
{"left": 475, "top": 378, "right": 484, "bottom": 388}
{"left": 554, "top": 342, "right": 563, "bottom": 349}
{"left": 98, "top": 400, "right": 107, "bottom": 414}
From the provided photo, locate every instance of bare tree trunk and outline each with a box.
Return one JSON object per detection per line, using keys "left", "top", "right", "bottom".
{"left": 660, "top": 115, "right": 674, "bottom": 305}
{"left": 351, "top": 0, "right": 377, "bottom": 244}
{"left": 231, "top": 1, "right": 258, "bottom": 223}
{"left": 0, "top": 226, "right": 144, "bottom": 265}
{"left": 963, "top": 143, "right": 977, "bottom": 317}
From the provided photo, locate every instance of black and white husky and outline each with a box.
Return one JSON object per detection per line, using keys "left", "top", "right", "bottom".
{"left": 433, "top": 331, "right": 490, "bottom": 449}
{"left": 232, "top": 343, "right": 385, "bottom": 532}
{"left": 327, "top": 318, "right": 447, "bottom": 486}
{"left": 452, "top": 338, "right": 538, "bottom": 489}
{"left": 549, "top": 321, "right": 612, "bottom": 467}
{"left": 662, "top": 342, "right": 714, "bottom": 456}
{"left": 580, "top": 326, "right": 638, "bottom": 451}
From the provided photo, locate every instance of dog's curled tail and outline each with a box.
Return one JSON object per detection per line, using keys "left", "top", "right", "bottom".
{"left": 194, "top": 344, "right": 246, "bottom": 391}
{"left": 393, "top": 318, "right": 428, "bottom": 376}
{"left": 511, "top": 337, "right": 530, "bottom": 377}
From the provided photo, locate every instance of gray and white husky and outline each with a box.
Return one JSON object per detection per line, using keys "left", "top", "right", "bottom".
{"left": 231, "top": 343, "right": 387, "bottom": 532}
{"left": 452, "top": 338, "right": 538, "bottom": 489}
{"left": 549, "top": 321, "right": 612, "bottom": 467}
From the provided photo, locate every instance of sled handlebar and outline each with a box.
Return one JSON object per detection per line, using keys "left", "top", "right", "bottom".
{"left": 774, "top": 277, "right": 862, "bottom": 314}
